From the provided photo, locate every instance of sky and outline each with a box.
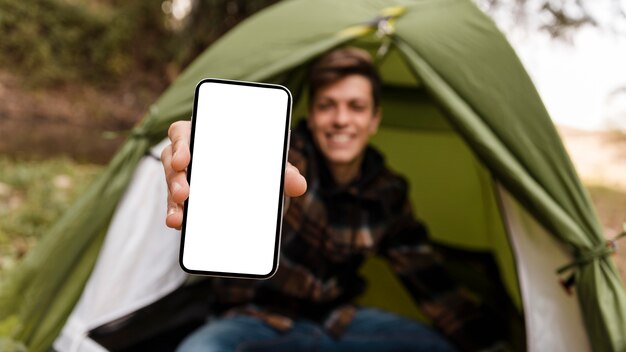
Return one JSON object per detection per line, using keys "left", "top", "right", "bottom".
{"left": 488, "top": 1, "right": 626, "bottom": 131}
{"left": 508, "top": 27, "right": 626, "bottom": 131}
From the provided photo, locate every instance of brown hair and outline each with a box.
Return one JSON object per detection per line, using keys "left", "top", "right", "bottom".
{"left": 307, "top": 47, "right": 381, "bottom": 109}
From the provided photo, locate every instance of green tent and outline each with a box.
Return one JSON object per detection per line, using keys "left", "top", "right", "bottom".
{"left": 1, "top": 0, "right": 625, "bottom": 351}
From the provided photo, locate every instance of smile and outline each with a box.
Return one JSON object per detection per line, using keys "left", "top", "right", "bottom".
{"left": 329, "top": 133, "right": 351, "bottom": 142}
{"left": 326, "top": 133, "right": 355, "bottom": 147}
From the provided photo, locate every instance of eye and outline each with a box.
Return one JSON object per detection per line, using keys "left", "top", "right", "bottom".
{"left": 316, "top": 101, "right": 334, "bottom": 111}
{"left": 349, "top": 101, "right": 368, "bottom": 112}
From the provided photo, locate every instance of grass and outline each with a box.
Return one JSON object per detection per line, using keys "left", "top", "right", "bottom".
{"left": 0, "top": 156, "right": 102, "bottom": 274}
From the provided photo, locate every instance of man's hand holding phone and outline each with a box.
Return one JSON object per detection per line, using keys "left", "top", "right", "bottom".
{"left": 161, "top": 120, "right": 307, "bottom": 230}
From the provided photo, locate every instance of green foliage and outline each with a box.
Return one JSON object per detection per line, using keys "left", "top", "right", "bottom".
{"left": 93, "top": 0, "right": 176, "bottom": 76}
{"left": 175, "top": 0, "right": 281, "bottom": 68}
{"left": 0, "top": 0, "right": 106, "bottom": 83}
{"left": 0, "top": 0, "right": 282, "bottom": 86}
{"left": 0, "top": 0, "right": 173, "bottom": 85}
{"left": 0, "top": 156, "right": 103, "bottom": 275}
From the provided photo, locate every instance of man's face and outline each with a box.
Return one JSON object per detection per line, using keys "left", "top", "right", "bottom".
{"left": 308, "top": 74, "right": 381, "bottom": 168}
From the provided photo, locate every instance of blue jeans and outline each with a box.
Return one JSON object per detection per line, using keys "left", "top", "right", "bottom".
{"left": 176, "top": 307, "right": 456, "bottom": 352}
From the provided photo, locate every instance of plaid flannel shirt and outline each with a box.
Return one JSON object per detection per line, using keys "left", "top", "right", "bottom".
{"left": 209, "top": 121, "right": 500, "bottom": 351}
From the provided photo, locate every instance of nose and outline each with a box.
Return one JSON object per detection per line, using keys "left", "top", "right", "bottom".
{"left": 332, "top": 105, "right": 350, "bottom": 127}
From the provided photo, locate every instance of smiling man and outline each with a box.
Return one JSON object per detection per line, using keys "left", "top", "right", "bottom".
{"left": 305, "top": 66, "right": 381, "bottom": 186}
{"left": 163, "top": 48, "right": 502, "bottom": 351}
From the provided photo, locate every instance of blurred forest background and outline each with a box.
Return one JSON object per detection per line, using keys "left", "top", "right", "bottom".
{"left": 0, "top": 0, "right": 625, "bottom": 283}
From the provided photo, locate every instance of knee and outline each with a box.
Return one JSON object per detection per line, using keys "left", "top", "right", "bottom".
{"left": 177, "top": 335, "right": 236, "bottom": 352}
{"left": 176, "top": 316, "right": 274, "bottom": 352}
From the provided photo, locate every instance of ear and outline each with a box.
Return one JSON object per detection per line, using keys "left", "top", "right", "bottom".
{"left": 369, "top": 107, "right": 382, "bottom": 135}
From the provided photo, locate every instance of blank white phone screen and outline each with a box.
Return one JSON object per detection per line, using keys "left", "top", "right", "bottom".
{"left": 180, "top": 79, "right": 291, "bottom": 278}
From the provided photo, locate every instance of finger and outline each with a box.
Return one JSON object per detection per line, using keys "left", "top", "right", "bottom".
{"left": 162, "top": 144, "right": 190, "bottom": 201}
{"left": 166, "top": 196, "right": 184, "bottom": 230}
{"left": 162, "top": 130, "right": 191, "bottom": 202}
{"left": 169, "top": 171, "right": 190, "bottom": 205}
{"left": 162, "top": 145, "right": 184, "bottom": 229}
{"left": 168, "top": 120, "right": 191, "bottom": 172}
{"left": 161, "top": 143, "right": 174, "bottom": 178}
{"left": 284, "top": 162, "right": 307, "bottom": 197}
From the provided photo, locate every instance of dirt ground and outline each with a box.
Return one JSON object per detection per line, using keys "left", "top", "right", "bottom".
{"left": 558, "top": 127, "right": 626, "bottom": 286}
{"left": 0, "top": 70, "right": 164, "bottom": 163}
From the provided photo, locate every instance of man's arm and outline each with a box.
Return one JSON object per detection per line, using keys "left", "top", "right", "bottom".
{"left": 161, "top": 120, "right": 307, "bottom": 229}
{"left": 378, "top": 184, "right": 504, "bottom": 351}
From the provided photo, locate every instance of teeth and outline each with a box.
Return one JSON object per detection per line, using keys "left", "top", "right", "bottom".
{"left": 329, "top": 134, "right": 351, "bottom": 143}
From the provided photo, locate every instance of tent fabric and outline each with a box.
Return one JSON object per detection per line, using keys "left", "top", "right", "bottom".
{"left": 1, "top": 0, "right": 625, "bottom": 351}
{"left": 498, "top": 186, "right": 590, "bottom": 351}
{"left": 390, "top": 12, "right": 626, "bottom": 348}
{"left": 53, "top": 140, "right": 185, "bottom": 352}
{"left": 53, "top": 317, "right": 107, "bottom": 352}
{"left": 353, "top": 116, "right": 523, "bottom": 310}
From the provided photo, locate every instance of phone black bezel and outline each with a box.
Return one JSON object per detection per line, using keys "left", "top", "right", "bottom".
{"left": 179, "top": 78, "right": 292, "bottom": 279}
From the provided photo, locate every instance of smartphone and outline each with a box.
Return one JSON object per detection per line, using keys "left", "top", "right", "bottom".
{"left": 179, "top": 78, "right": 292, "bottom": 279}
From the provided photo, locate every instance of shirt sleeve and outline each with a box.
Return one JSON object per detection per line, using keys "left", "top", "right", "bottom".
{"left": 378, "top": 179, "right": 504, "bottom": 351}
